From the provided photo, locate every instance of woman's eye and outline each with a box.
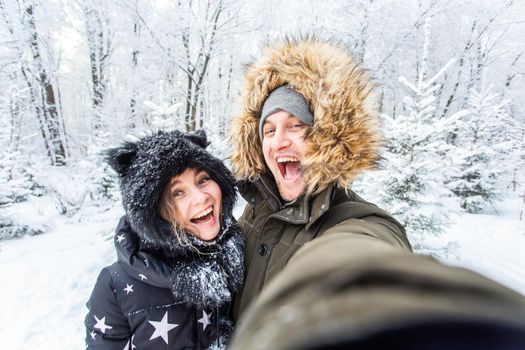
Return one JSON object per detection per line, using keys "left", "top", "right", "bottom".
{"left": 172, "top": 190, "right": 184, "bottom": 198}
{"left": 198, "top": 177, "right": 210, "bottom": 185}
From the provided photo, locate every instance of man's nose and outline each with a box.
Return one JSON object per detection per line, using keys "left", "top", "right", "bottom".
{"left": 272, "top": 128, "right": 291, "bottom": 150}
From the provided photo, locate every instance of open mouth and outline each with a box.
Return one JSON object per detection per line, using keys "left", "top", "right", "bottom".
{"left": 190, "top": 206, "right": 215, "bottom": 225}
{"left": 277, "top": 157, "right": 301, "bottom": 182}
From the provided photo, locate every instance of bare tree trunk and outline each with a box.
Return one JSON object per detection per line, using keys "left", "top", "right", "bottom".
{"left": 355, "top": 0, "right": 373, "bottom": 63}
{"left": 130, "top": 20, "right": 140, "bottom": 127}
{"left": 218, "top": 54, "right": 234, "bottom": 137}
{"left": 181, "top": 0, "right": 224, "bottom": 132}
{"left": 441, "top": 20, "right": 476, "bottom": 120}
{"left": 504, "top": 53, "right": 522, "bottom": 88}
{"left": 462, "top": 40, "right": 489, "bottom": 108}
{"left": 83, "top": 2, "right": 110, "bottom": 131}
{"left": 441, "top": 1, "right": 513, "bottom": 119}
{"left": 23, "top": 1, "right": 67, "bottom": 165}
{"left": 182, "top": 29, "right": 194, "bottom": 131}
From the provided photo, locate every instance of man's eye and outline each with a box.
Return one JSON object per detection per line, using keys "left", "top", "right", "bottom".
{"left": 264, "top": 129, "right": 275, "bottom": 136}
{"left": 291, "top": 124, "right": 305, "bottom": 129}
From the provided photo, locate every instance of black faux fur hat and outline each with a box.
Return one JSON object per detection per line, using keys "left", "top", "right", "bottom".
{"left": 106, "top": 130, "right": 237, "bottom": 251}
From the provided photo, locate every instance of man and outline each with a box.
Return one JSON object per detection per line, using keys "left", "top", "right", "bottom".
{"left": 230, "top": 37, "right": 411, "bottom": 318}
{"left": 229, "top": 37, "right": 525, "bottom": 349}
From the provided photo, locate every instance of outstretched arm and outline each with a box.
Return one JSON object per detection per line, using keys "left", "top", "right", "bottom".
{"left": 230, "top": 230, "right": 525, "bottom": 350}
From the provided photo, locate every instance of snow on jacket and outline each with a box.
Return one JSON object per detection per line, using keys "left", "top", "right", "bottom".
{"left": 85, "top": 217, "right": 243, "bottom": 349}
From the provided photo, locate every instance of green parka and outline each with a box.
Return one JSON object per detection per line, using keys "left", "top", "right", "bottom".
{"left": 230, "top": 37, "right": 398, "bottom": 319}
{"left": 233, "top": 174, "right": 411, "bottom": 318}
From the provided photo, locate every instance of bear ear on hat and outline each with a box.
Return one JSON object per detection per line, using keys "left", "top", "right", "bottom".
{"left": 105, "top": 142, "right": 139, "bottom": 176}
{"left": 185, "top": 129, "right": 209, "bottom": 149}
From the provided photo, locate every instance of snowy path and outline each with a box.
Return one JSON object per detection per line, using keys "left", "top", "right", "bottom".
{"left": 1, "top": 199, "right": 524, "bottom": 349}
{"left": 0, "top": 206, "right": 120, "bottom": 349}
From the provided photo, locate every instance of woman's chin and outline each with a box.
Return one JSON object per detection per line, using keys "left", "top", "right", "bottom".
{"left": 194, "top": 223, "right": 220, "bottom": 241}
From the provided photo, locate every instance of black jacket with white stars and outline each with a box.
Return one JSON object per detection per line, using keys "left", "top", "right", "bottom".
{"left": 85, "top": 217, "right": 244, "bottom": 350}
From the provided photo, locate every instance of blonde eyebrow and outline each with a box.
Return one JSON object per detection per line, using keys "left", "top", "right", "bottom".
{"left": 262, "top": 122, "right": 274, "bottom": 131}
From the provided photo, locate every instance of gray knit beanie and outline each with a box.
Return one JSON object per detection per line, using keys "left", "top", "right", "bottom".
{"left": 259, "top": 85, "right": 313, "bottom": 139}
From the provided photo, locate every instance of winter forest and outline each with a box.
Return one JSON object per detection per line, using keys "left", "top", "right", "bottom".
{"left": 1, "top": 0, "right": 524, "bottom": 348}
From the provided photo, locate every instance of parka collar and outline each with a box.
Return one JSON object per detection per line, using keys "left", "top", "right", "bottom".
{"left": 239, "top": 174, "right": 336, "bottom": 229}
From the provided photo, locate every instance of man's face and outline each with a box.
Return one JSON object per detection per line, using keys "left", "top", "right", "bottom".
{"left": 261, "top": 110, "right": 309, "bottom": 202}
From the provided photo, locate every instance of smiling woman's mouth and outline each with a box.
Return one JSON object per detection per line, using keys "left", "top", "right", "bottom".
{"left": 191, "top": 207, "right": 215, "bottom": 225}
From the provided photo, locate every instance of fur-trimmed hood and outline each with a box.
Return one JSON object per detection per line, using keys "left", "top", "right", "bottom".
{"left": 231, "top": 37, "right": 381, "bottom": 194}
{"left": 106, "top": 129, "right": 237, "bottom": 254}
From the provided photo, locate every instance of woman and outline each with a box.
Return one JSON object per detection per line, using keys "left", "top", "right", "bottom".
{"left": 85, "top": 130, "right": 244, "bottom": 350}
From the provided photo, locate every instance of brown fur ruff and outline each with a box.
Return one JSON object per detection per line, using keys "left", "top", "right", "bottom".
{"left": 231, "top": 37, "right": 381, "bottom": 194}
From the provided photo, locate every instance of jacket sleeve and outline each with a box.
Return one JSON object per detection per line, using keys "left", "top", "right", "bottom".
{"left": 229, "top": 228, "right": 525, "bottom": 349}
{"left": 324, "top": 215, "right": 412, "bottom": 251}
{"left": 85, "top": 267, "right": 132, "bottom": 350}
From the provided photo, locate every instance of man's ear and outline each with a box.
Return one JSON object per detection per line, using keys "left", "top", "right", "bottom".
{"left": 186, "top": 129, "right": 209, "bottom": 149}
{"left": 105, "top": 142, "right": 139, "bottom": 176}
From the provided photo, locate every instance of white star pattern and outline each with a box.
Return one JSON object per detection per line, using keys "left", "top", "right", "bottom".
{"left": 123, "top": 334, "right": 137, "bottom": 350}
{"left": 123, "top": 284, "right": 134, "bottom": 295}
{"left": 116, "top": 234, "right": 125, "bottom": 243}
{"left": 131, "top": 334, "right": 136, "bottom": 349}
{"left": 94, "top": 315, "right": 113, "bottom": 334}
{"left": 148, "top": 311, "right": 178, "bottom": 344}
{"left": 139, "top": 273, "right": 147, "bottom": 281}
{"left": 90, "top": 330, "right": 96, "bottom": 340}
{"left": 198, "top": 310, "right": 212, "bottom": 331}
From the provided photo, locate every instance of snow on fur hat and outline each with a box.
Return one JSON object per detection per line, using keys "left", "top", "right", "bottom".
{"left": 105, "top": 129, "right": 237, "bottom": 250}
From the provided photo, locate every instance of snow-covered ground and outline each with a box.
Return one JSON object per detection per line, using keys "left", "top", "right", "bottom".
{"left": 444, "top": 197, "right": 525, "bottom": 294}
{"left": 1, "top": 196, "right": 524, "bottom": 349}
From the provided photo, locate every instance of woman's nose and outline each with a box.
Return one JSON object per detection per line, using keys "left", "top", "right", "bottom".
{"left": 190, "top": 187, "right": 208, "bottom": 205}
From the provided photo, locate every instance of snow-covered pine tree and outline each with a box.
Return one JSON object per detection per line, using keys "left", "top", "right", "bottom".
{"left": 379, "top": 18, "right": 457, "bottom": 249}
{"left": 147, "top": 101, "right": 179, "bottom": 131}
{"left": 144, "top": 84, "right": 182, "bottom": 132}
{"left": 446, "top": 85, "right": 523, "bottom": 213}
{"left": 0, "top": 84, "right": 48, "bottom": 239}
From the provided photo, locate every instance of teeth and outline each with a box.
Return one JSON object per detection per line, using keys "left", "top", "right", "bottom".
{"left": 277, "top": 157, "right": 299, "bottom": 163}
{"left": 192, "top": 207, "right": 213, "bottom": 219}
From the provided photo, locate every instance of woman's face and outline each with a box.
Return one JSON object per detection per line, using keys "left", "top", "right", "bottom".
{"left": 167, "top": 168, "right": 222, "bottom": 241}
